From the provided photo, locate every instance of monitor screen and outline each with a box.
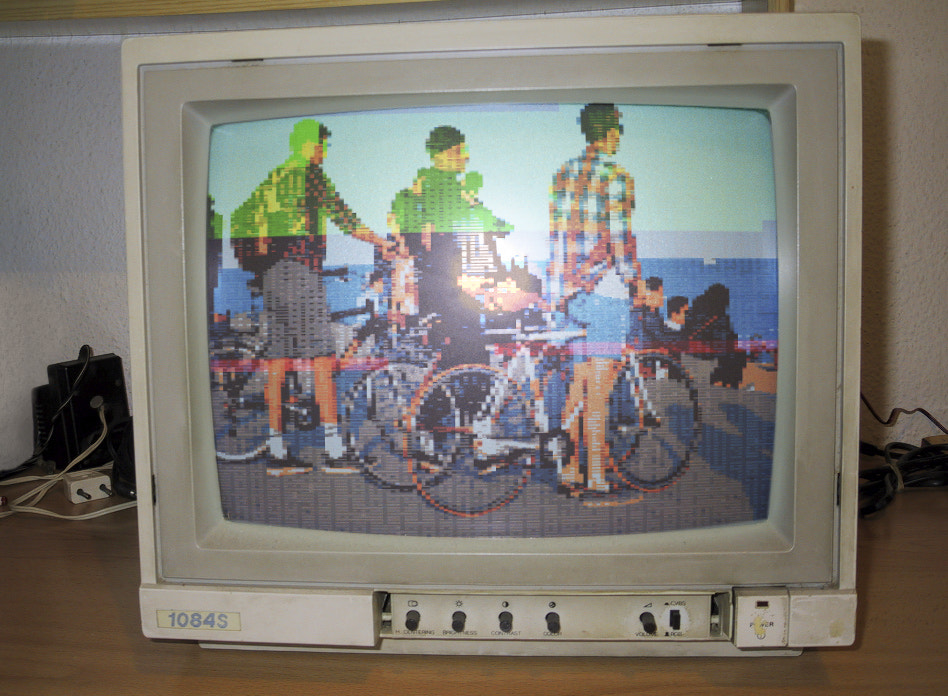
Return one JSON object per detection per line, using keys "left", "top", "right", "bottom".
{"left": 206, "top": 103, "right": 778, "bottom": 537}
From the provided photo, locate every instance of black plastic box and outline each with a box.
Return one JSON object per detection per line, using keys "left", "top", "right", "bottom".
{"left": 32, "top": 353, "right": 131, "bottom": 473}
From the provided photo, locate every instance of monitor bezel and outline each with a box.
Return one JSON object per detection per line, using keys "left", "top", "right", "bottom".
{"left": 123, "top": 14, "right": 861, "bottom": 593}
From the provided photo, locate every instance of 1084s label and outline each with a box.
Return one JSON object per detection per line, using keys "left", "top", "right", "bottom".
{"left": 157, "top": 610, "right": 241, "bottom": 631}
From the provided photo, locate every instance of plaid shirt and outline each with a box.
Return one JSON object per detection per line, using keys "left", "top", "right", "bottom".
{"left": 548, "top": 149, "right": 635, "bottom": 303}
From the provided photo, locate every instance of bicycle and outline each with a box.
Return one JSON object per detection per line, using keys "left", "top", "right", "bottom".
{"left": 209, "top": 273, "right": 703, "bottom": 517}
{"left": 341, "top": 318, "right": 703, "bottom": 517}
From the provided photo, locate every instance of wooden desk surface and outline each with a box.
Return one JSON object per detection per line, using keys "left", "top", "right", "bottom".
{"left": 1, "top": 491, "right": 946, "bottom": 696}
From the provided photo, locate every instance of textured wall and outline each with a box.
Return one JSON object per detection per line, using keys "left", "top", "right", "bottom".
{"left": 796, "top": 0, "right": 948, "bottom": 446}
{"left": 1, "top": 1, "right": 946, "bottom": 472}
{"left": 0, "top": 36, "right": 129, "bottom": 471}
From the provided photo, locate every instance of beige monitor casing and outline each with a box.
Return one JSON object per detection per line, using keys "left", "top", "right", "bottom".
{"left": 123, "top": 12, "right": 861, "bottom": 655}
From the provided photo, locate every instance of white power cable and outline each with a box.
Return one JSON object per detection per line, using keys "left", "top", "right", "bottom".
{"left": 0, "top": 405, "right": 136, "bottom": 520}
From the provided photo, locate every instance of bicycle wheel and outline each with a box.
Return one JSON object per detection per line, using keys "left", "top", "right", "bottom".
{"left": 607, "top": 354, "right": 701, "bottom": 491}
{"left": 407, "top": 365, "right": 533, "bottom": 517}
{"left": 341, "top": 362, "right": 425, "bottom": 491}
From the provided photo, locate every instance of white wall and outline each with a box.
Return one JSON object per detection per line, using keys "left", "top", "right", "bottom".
{"left": 796, "top": 0, "right": 948, "bottom": 446}
{"left": 0, "top": 36, "right": 128, "bottom": 472}
{"left": 1, "top": 0, "right": 946, "bottom": 472}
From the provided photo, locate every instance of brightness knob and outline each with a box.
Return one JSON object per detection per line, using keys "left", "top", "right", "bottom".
{"left": 405, "top": 610, "right": 421, "bottom": 631}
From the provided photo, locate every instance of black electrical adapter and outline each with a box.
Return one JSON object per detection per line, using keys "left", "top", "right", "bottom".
{"left": 32, "top": 352, "right": 133, "bottom": 485}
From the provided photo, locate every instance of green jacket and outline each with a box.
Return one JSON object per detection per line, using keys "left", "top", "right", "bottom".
{"left": 228, "top": 160, "right": 362, "bottom": 240}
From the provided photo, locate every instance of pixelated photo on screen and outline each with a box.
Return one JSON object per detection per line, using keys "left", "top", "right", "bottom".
{"left": 205, "top": 103, "right": 778, "bottom": 537}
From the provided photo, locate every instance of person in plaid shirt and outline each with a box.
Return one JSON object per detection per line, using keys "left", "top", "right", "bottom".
{"left": 549, "top": 103, "right": 641, "bottom": 495}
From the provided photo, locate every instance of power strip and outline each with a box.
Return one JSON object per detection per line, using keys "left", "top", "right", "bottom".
{"left": 62, "top": 470, "right": 113, "bottom": 504}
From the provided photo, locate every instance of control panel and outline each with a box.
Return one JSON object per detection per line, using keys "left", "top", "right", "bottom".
{"left": 384, "top": 592, "right": 728, "bottom": 642}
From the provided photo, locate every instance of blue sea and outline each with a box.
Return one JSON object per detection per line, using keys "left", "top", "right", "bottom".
{"left": 212, "top": 257, "right": 778, "bottom": 344}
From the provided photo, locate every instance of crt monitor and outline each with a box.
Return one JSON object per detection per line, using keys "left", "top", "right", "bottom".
{"left": 123, "top": 12, "right": 861, "bottom": 655}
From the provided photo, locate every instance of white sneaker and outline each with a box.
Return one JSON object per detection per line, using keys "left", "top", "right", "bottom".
{"left": 324, "top": 424, "right": 345, "bottom": 460}
{"left": 268, "top": 433, "right": 287, "bottom": 459}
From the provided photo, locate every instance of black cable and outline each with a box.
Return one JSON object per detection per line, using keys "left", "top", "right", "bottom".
{"left": 34, "top": 344, "right": 95, "bottom": 457}
{"left": 860, "top": 392, "right": 948, "bottom": 435}
{"left": 859, "top": 441, "right": 948, "bottom": 516}
{"left": 0, "top": 462, "right": 32, "bottom": 481}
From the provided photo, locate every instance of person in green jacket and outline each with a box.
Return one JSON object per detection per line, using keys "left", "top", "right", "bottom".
{"left": 228, "top": 118, "right": 391, "bottom": 464}
{"left": 388, "top": 125, "right": 540, "bottom": 367}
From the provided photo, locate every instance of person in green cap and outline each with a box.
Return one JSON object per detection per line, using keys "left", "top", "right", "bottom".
{"left": 388, "top": 125, "right": 536, "bottom": 367}
{"left": 229, "top": 118, "right": 391, "bottom": 464}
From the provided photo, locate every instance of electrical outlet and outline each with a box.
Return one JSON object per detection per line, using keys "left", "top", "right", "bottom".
{"left": 63, "top": 471, "right": 112, "bottom": 504}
